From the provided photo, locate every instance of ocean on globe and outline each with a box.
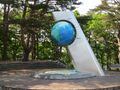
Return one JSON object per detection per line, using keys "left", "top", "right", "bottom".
{"left": 51, "top": 21, "right": 76, "bottom": 46}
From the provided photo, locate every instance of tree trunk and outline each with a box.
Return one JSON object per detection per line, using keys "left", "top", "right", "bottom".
{"left": 53, "top": 46, "right": 62, "bottom": 60}
{"left": 22, "top": 33, "right": 34, "bottom": 61}
{"left": 31, "top": 1, "right": 37, "bottom": 60}
{"left": 21, "top": 0, "right": 29, "bottom": 61}
{"left": 117, "top": 30, "right": 120, "bottom": 64}
{"left": 115, "top": 19, "right": 120, "bottom": 64}
{"left": 36, "top": 35, "right": 39, "bottom": 59}
{"left": 117, "top": 38, "right": 120, "bottom": 64}
{"left": 23, "top": 49, "right": 29, "bottom": 61}
{"left": 2, "top": 4, "right": 10, "bottom": 61}
{"left": 32, "top": 35, "right": 36, "bottom": 60}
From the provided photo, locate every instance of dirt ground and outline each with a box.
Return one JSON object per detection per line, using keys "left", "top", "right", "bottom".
{"left": 0, "top": 69, "right": 120, "bottom": 90}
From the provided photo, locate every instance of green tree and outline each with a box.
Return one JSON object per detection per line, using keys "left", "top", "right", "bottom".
{"left": 0, "top": 0, "right": 22, "bottom": 61}
{"left": 85, "top": 13, "right": 118, "bottom": 69}
{"left": 94, "top": 0, "right": 120, "bottom": 64}
{"left": 0, "top": 0, "right": 81, "bottom": 64}
{"left": 19, "top": 0, "right": 81, "bottom": 61}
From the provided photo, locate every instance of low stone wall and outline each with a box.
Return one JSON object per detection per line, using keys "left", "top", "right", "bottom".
{"left": 1, "top": 86, "right": 120, "bottom": 90}
{"left": 0, "top": 60, "right": 66, "bottom": 71}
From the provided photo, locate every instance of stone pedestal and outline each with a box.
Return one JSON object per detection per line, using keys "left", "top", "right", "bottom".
{"left": 32, "top": 69, "right": 95, "bottom": 80}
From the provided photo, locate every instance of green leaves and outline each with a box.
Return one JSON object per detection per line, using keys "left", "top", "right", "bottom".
{"left": 95, "top": 0, "right": 120, "bottom": 23}
{"left": 83, "top": 12, "right": 118, "bottom": 69}
{"left": 0, "top": 0, "right": 77, "bottom": 65}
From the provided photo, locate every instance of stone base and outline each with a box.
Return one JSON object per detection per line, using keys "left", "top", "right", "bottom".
{"left": 32, "top": 69, "right": 95, "bottom": 80}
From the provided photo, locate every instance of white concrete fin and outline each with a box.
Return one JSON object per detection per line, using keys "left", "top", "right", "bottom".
{"left": 52, "top": 11, "right": 105, "bottom": 76}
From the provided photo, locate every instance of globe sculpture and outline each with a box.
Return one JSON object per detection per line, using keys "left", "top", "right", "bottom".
{"left": 51, "top": 21, "right": 76, "bottom": 46}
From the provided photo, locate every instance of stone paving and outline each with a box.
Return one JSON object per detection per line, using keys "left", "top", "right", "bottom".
{"left": 0, "top": 69, "right": 120, "bottom": 90}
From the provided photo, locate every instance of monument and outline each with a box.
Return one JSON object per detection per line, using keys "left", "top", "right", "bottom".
{"left": 33, "top": 11, "right": 104, "bottom": 79}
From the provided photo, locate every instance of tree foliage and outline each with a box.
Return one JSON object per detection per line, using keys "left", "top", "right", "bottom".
{"left": 92, "top": 0, "right": 120, "bottom": 65}
{"left": 0, "top": 0, "right": 119, "bottom": 70}
{"left": 0, "top": 0, "right": 80, "bottom": 68}
{"left": 86, "top": 13, "right": 118, "bottom": 69}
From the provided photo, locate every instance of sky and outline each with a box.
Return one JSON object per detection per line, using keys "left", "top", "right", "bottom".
{"left": 77, "top": 0, "right": 101, "bottom": 15}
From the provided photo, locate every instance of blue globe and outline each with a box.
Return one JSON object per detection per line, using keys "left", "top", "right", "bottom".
{"left": 51, "top": 21, "right": 76, "bottom": 46}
